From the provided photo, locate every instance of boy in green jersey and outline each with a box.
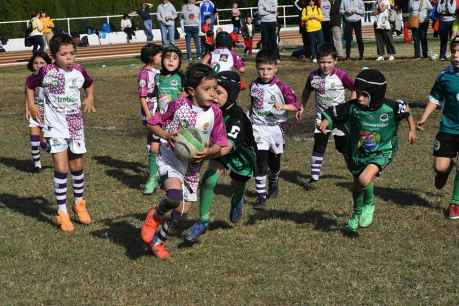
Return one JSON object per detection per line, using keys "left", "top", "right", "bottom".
{"left": 320, "top": 69, "right": 417, "bottom": 237}
{"left": 418, "top": 36, "right": 459, "bottom": 220}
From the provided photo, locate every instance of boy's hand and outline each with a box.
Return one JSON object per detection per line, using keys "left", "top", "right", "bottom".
{"left": 25, "top": 108, "right": 31, "bottom": 121}
{"left": 193, "top": 145, "right": 210, "bottom": 162}
{"left": 319, "top": 119, "right": 329, "bottom": 134}
{"left": 83, "top": 96, "right": 96, "bottom": 113}
{"left": 28, "top": 104, "right": 40, "bottom": 122}
{"left": 408, "top": 130, "right": 417, "bottom": 144}
{"left": 295, "top": 106, "right": 304, "bottom": 121}
{"left": 416, "top": 119, "right": 427, "bottom": 131}
{"left": 274, "top": 103, "right": 284, "bottom": 111}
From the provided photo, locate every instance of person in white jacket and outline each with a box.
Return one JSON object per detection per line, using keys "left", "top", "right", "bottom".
{"left": 373, "top": 0, "right": 396, "bottom": 61}
{"left": 408, "top": 0, "right": 433, "bottom": 58}
{"left": 258, "top": 0, "right": 279, "bottom": 58}
{"left": 157, "top": 0, "right": 178, "bottom": 47}
{"left": 437, "top": 0, "right": 456, "bottom": 60}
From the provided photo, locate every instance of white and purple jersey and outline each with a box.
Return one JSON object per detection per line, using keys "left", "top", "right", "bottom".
{"left": 27, "top": 64, "right": 93, "bottom": 141}
{"left": 26, "top": 73, "right": 46, "bottom": 123}
{"left": 148, "top": 96, "right": 228, "bottom": 193}
{"left": 306, "top": 68, "right": 354, "bottom": 117}
{"left": 250, "top": 77, "right": 300, "bottom": 126}
{"left": 138, "top": 65, "right": 160, "bottom": 122}
{"left": 208, "top": 48, "right": 244, "bottom": 73}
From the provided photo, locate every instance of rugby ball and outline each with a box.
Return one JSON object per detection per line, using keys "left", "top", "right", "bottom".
{"left": 174, "top": 128, "right": 205, "bottom": 160}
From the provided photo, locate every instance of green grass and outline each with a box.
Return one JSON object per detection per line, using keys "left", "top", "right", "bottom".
{"left": 1, "top": 43, "right": 459, "bottom": 305}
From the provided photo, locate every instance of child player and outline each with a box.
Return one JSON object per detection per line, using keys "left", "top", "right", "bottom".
{"left": 138, "top": 43, "right": 162, "bottom": 195}
{"left": 250, "top": 49, "right": 301, "bottom": 209}
{"left": 296, "top": 45, "right": 355, "bottom": 190}
{"left": 183, "top": 71, "right": 257, "bottom": 243}
{"left": 25, "top": 51, "right": 52, "bottom": 172}
{"left": 417, "top": 36, "right": 459, "bottom": 219}
{"left": 140, "top": 63, "right": 228, "bottom": 259}
{"left": 26, "top": 34, "right": 96, "bottom": 232}
{"left": 144, "top": 45, "right": 185, "bottom": 194}
{"left": 319, "top": 69, "right": 416, "bottom": 237}
{"left": 201, "top": 31, "right": 245, "bottom": 74}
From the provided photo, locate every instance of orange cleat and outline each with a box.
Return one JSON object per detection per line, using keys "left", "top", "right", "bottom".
{"left": 56, "top": 210, "right": 75, "bottom": 232}
{"left": 140, "top": 208, "right": 161, "bottom": 244}
{"left": 73, "top": 199, "right": 92, "bottom": 225}
{"left": 151, "top": 242, "right": 171, "bottom": 260}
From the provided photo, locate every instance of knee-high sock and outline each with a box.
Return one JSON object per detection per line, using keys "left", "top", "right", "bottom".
{"left": 54, "top": 171, "right": 68, "bottom": 213}
{"left": 255, "top": 175, "right": 267, "bottom": 196}
{"left": 363, "top": 183, "right": 374, "bottom": 206}
{"left": 152, "top": 219, "right": 174, "bottom": 245}
{"left": 30, "top": 135, "right": 41, "bottom": 167}
{"left": 148, "top": 152, "right": 158, "bottom": 180}
{"left": 71, "top": 170, "right": 84, "bottom": 203}
{"left": 450, "top": 172, "right": 459, "bottom": 205}
{"left": 310, "top": 153, "right": 324, "bottom": 181}
{"left": 156, "top": 189, "right": 183, "bottom": 217}
{"left": 352, "top": 189, "right": 364, "bottom": 214}
{"left": 199, "top": 169, "right": 220, "bottom": 225}
{"left": 231, "top": 180, "right": 247, "bottom": 210}
{"left": 268, "top": 152, "right": 281, "bottom": 186}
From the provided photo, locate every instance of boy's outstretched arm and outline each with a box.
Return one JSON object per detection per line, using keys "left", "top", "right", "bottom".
{"left": 296, "top": 82, "right": 312, "bottom": 121}
{"left": 26, "top": 87, "right": 39, "bottom": 122}
{"left": 405, "top": 105, "right": 417, "bottom": 144}
{"left": 83, "top": 83, "right": 96, "bottom": 113}
{"left": 417, "top": 101, "right": 438, "bottom": 131}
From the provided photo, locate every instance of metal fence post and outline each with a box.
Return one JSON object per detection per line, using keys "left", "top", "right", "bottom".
{"left": 250, "top": 7, "right": 253, "bottom": 18}
{"left": 107, "top": 16, "right": 110, "bottom": 24}
{"left": 67, "top": 18, "right": 71, "bottom": 34}
{"left": 283, "top": 5, "right": 286, "bottom": 28}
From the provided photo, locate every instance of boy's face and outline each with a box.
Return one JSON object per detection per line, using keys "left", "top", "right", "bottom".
{"left": 356, "top": 90, "right": 370, "bottom": 107}
{"left": 163, "top": 52, "right": 180, "bottom": 72}
{"left": 215, "top": 85, "right": 228, "bottom": 107}
{"left": 152, "top": 53, "right": 162, "bottom": 67}
{"left": 247, "top": 17, "right": 252, "bottom": 23}
{"left": 451, "top": 44, "right": 459, "bottom": 69}
{"left": 319, "top": 55, "right": 336, "bottom": 75}
{"left": 257, "top": 63, "right": 278, "bottom": 83}
{"left": 33, "top": 56, "right": 47, "bottom": 73}
{"left": 54, "top": 44, "right": 75, "bottom": 70}
{"left": 190, "top": 78, "right": 218, "bottom": 109}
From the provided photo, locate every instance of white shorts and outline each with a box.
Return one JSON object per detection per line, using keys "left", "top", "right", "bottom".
{"left": 48, "top": 137, "right": 87, "bottom": 155}
{"left": 252, "top": 124, "right": 284, "bottom": 154}
{"left": 28, "top": 117, "right": 43, "bottom": 128}
{"left": 157, "top": 144, "right": 197, "bottom": 202}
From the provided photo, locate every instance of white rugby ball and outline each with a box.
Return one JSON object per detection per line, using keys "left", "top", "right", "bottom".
{"left": 174, "top": 128, "right": 205, "bottom": 161}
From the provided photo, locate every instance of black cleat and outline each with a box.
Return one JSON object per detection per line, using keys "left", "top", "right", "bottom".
{"left": 268, "top": 183, "right": 279, "bottom": 199}
{"left": 303, "top": 178, "right": 318, "bottom": 191}
{"left": 253, "top": 194, "right": 267, "bottom": 210}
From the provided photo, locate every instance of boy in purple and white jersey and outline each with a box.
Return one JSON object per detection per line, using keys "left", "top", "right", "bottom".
{"left": 26, "top": 34, "right": 95, "bottom": 232}
{"left": 297, "top": 46, "right": 355, "bottom": 189}
{"left": 250, "top": 49, "right": 301, "bottom": 209}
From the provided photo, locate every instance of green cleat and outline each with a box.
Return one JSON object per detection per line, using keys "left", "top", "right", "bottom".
{"left": 359, "top": 203, "right": 375, "bottom": 228}
{"left": 143, "top": 177, "right": 158, "bottom": 195}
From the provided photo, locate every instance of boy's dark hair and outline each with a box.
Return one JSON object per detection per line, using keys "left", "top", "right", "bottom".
{"left": 161, "top": 45, "right": 182, "bottom": 74}
{"left": 184, "top": 63, "right": 216, "bottom": 93}
{"left": 215, "top": 31, "right": 233, "bottom": 49}
{"left": 204, "top": 15, "right": 212, "bottom": 22}
{"left": 140, "top": 43, "right": 162, "bottom": 64}
{"left": 27, "top": 51, "right": 52, "bottom": 71}
{"left": 450, "top": 35, "right": 459, "bottom": 51}
{"left": 317, "top": 44, "right": 337, "bottom": 60}
{"left": 255, "top": 49, "right": 277, "bottom": 66}
{"left": 49, "top": 33, "right": 76, "bottom": 56}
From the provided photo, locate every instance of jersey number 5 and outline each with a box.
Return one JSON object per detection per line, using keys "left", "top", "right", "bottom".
{"left": 228, "top": 125, "right": 240, "bottom": 139}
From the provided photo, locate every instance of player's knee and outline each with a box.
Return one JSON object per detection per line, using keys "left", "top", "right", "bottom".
{"left": 358, "top": 175, "right": 372, "bottom": 188}
{"left": 164, "top": 189, "right": 183, "bottom": 209}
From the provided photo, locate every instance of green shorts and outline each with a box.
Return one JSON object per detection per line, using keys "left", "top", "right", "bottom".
{"left": 217, "top": 147, "right": 256, "bottom": 181}
{"left": 348, "top": 150, "right": 393, "bottom": 177}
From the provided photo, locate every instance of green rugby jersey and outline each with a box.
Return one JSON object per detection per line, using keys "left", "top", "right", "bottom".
{"left": 155, "top": 73, "right": 183, "bottom": 113}
{"left": 430, "top": 65, "right": 459, "bottom": 135}
{"left": 323, "top": 99, "right": 409, "bottom": 160}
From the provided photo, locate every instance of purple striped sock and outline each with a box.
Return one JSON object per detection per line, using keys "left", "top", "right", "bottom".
{"left": 30, "top": 135, "right": 41, "bottom": 166}
{"left": 310, "top": 155, "right": 324, "bottom": 181}
{"left": 71, "top": 170, "right": 84, "bottom": 202}
{"left": 54, "top": 171, "right": 68, "bottom": 212}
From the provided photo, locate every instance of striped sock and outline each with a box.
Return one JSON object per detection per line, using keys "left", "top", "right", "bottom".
{"left": 255, "top": 175, "right": 267, "bottom": 197}
{"left": 30, "top": 135, "right": 41, "bottom": 168}
{"left": 311, "top": 154, "right": 324, "bottom": 181}
{"left": 54, "top": 171, "right": 68, "bottom": 213}
{"left": 152, "top": 219, "right": 173, "bottom": 245}
{"left": 71, "top": 170, "right": 84, "bottom": 203}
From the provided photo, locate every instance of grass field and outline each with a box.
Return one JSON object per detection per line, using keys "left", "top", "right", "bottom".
{"left": 1, "top": 41, "right": 459, "bottom": 305}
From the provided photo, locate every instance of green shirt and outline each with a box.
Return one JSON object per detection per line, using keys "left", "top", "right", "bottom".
{"left": 155, "top": 73, "right": 183, "bottom": 113}
{"left": 430, "top": 65, "right": 459, "bottom": 135}
{"left": 323, "top": 99, "right": 409, "bottom": 160}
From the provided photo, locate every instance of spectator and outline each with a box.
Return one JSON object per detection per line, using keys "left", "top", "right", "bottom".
{"left": 258, "top": 0, "right": 279, "bottom": 58}
{"left": 199, "top": 0, "right": 218, "bottom": 28}
{"left": 135, "top": 2, "right": 154, "bottom": 41}
{"left": 330, "top": 0, "right": 346, "bottom": 58}
{"left": 302, "top": 0, "right": 324, "bottom": 63}
{"left": 373, "top": 0, "right": 396, "bottom": 61}
{"left": 437, "top": 0, "right": 456, "bottom": 60}
{"left": 182, "top": 0, "right": 202, "bottom": 60}
{"left": 157, "top": 0, "right": 178, "bottom": 47}
{"left": 340, "top": 0, "right": 365, "bottom": 60}
{"left": 39, "top": 11, "right": 54, "bottom": 51}
{"left": 242, "top": 16, "right": 255, "bottom": 55}
{"left": 201, "top": 15, "right": 215, "bottom": 54}
{"left": 121, "top": 14, "right": 135, "bottom": 43}
{"left": 296, "top": 0, "right": 311, "bottom": 59}
{"left": 321, "top": 0, "right": 333, "bottom": 45}
{"left": 29, "top": 12, "right": 44, "bottom": 54}
{"left": 231, "top": 3, "right": 242, "bottom": 33}
{"left": 408, "top": 0, "right": 433, "bottom": 58}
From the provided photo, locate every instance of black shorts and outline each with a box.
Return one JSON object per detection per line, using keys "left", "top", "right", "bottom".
{"left": 433, "top": 132, "right": 459, "bottom": 158}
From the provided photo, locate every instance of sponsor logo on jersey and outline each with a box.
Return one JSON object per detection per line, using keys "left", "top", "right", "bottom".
{"left": 379, "top": 113, "right": 389, "bottom": 122}
{"left": 171, "top": 80, "right": 178, "bottom": 86}
{"left": 434, "top": 139, "right": 441, "bottom": 151}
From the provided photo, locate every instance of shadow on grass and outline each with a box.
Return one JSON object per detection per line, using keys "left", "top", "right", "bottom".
{"left": 0, "top": 193, "right": 55, "bottom": 225}
{"left": 336, "top": 182, "right": 439, "bottom": 209}
{"left": 91, "top": 219, "right": 147, "bottom": 260}
{"left": 246, "top": 208, "right": 339, "bottom": 232}
{"left": 93, "top": 155, "right": 146, "bottom": 190}
{"left": 214, "top": 183, "right": 257, "bottom": 199}
{"left": 0, "top": 157, "right": 33, "bottom": 173}
{"left": 280, "top": 170, "right": 346, "bottom": 188}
